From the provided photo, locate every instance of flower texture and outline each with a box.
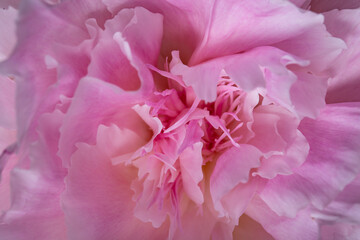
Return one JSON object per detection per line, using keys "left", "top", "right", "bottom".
{"left": 1, "top": 0, "right": 360, "bottom": 239}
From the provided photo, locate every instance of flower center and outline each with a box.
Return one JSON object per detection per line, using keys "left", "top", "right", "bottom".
{"left": 148, "top": 75, "right": 258, "bottom": 160}
{"left": 132, "top": 70, "right": 262, "bottom": 229}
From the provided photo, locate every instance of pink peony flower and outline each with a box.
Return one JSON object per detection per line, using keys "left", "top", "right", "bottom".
{"left": 1, "top": 0, "right": 360, "bottom": 239}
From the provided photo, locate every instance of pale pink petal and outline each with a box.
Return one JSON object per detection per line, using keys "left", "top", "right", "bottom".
{"left": 273, "top": 23, "right": 346, "bottom": 74}
{"left": 87, "top": 36, "right": 142, "bottom": 91}
{"left": 246, "top": 196, "right": 319, "bottom": 240}
{"left": 62, "top": 143, "right": 168, "bottom": 240}
{"left": 59, "top": 77, "right": 154, "bottom": 167}
{"left": 179, "top": 142, "right": 204, "bottom": 205}
{"left": 0, "top": 7, "right": 17, "bottom": 61}
{"left": 87, "top": 7, "right": 163, "bottom": 91}
{"left": 290, "top": 70, "right": 327, "bottom": 119}
{"left": 210, "top": 145, "right": 261, "bottom": 217}
{"left": 255, "top": 131, "right": 309, "bottom": 179}
{"left": 323, "top": 9, "right": 360, "bottom": 103}
{"left": 104, "top": 7, "right": 163, "bottom": 64}
{"left": 217, "top": 177, "right": 261, "bottom": 223}
{"left": 260, "top": 103, "right": 360, "bottom": 217}
{"left": 101, "top": 105, "right": 162, "bottom": 165}
{"left": 250, "top": 105, "right": 309, "bottom": 178}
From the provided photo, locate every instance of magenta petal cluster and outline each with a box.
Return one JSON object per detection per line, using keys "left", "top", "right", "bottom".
{"left": 1, "top": 0, "right": 360, "bottom": 239}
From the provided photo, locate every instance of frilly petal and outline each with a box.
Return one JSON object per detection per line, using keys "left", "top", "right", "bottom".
{"left": 210, "top": 144, "right": 261, "bottom": 219}
{"left": 260, "top": 103, "right": 360, "bottom": 217}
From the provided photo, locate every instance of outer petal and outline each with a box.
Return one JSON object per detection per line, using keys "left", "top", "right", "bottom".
{"left": 180, "top": 0, "right": 324, "bottom": 65}
{"left": 312, "top": 175, "right": 360, "bottom": 240}
{"left": 104, "top": 0, "right": 331, "bottom": 66}
{"left": 0, "top": 169, "right": 67, "bottom": 240}
{"left": 324, "top": 9, "right": 360, "bottom": 103}
{"left": 0, "top": 110, "right": 67, "bottom": 240}
{"left": 260, "top": 103, "right": 360, "bottom": 217}
{"left": 0, "top": 0, "right": 110, "bottom": 149}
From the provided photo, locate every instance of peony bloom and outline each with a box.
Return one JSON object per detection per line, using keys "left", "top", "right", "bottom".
{"left": 1, "top": 0, "right": 360, "bottom": 239}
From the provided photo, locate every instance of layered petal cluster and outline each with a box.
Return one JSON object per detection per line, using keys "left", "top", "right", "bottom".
{"left": 0, "top": 0, "right": 360, "bottom": 239}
